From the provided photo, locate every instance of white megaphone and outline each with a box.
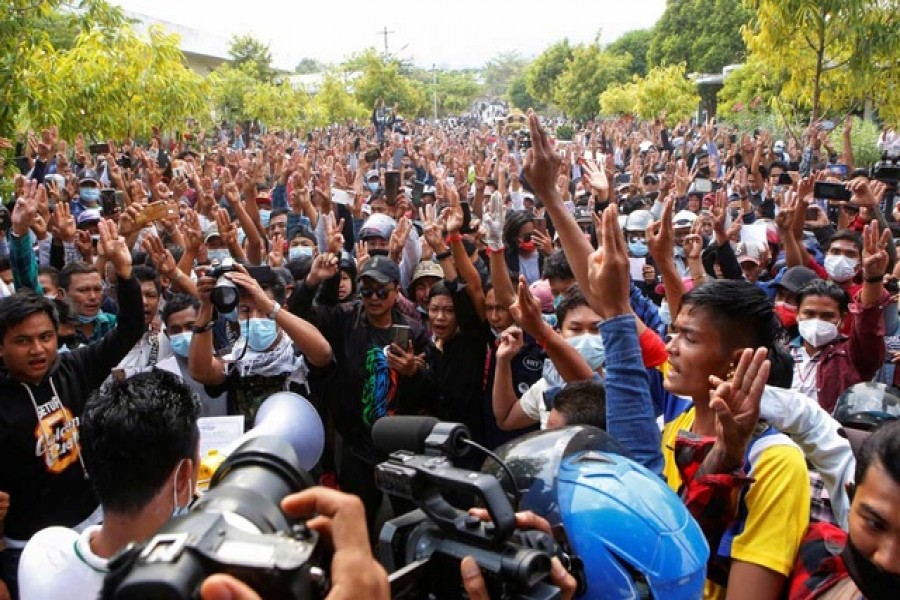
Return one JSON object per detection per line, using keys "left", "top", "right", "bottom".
{"left": 221, "top": 392, "right": 324, "bottom": 470}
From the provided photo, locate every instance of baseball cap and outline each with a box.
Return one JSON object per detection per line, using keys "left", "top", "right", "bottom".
{"left": 736, "top": 246, "right": 759, "bottom": 266}
{"left": 672, "top": 210, "right": 697, "bottom": 228}
{"left": 776, "top": 266, "right": 819, "bottom": 294}
{"left": 573, "top": 206, "right": 593, "bottom": 224}
{"left": 774, "top": 140, "right": 785, "bottom": 151}
{"left": 366, "top": 169, "right": 380, "bottom": 181}
{"left": 77, "top": 208, "right": 102, "bottom": 228}
{"left": 358, "top": 256, "right": 400, "bottom": 285}
{"left": 411, "top": 261, "right": 444, "bottom": 284}
{"left": 204, "top": 225, "right": 222, "bottom": 243}
{"left": 359, "top": 213, "right": 396, "bottom": 241}
{"left": 78, "top": 168, "right": 100, "bottom": 185}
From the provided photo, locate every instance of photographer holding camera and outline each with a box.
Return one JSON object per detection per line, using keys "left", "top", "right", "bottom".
{"left": 189, "top": 262, "right": 332, "bottom": 427}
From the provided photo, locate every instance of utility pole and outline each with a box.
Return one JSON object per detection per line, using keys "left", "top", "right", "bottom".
{"left": 377, "top": 26, "right": 395, "bottom": 60}
{"left": 432, "top": 64, "right": 438, "bottom": 122}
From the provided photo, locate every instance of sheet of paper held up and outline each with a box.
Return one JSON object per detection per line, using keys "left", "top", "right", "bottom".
{"left": 197, "top": 415, "right": 245, "bottom": 459}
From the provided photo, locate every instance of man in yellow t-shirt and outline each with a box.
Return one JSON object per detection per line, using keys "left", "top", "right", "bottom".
{"left": 661, "top": 407, "right": 810, "bottom": 599}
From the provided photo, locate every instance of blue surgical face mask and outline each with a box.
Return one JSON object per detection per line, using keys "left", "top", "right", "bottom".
{"left": 552, "top": 294, "right": 563, "bottom": 309}
{"left": 168, "top": 332, "right": 192, "bottom": 358}
{"left": 79, "top": 187, "right": 100, "bottom": 203}
{"left": 567, "top": 333, "right": 606, "bottom": 370}
{"left": 77, "top": 313, "right": 98, "bottom": 324}
{"left": 289, "top": 246, "right": 315, "bottom": 261}
{"left": 367, "top": 181, "right": 379, "bottom": 193}
{"left": 628, "top": 240, "right": 649, "bottom": 257}
{"left": 207, "top": 248, "right": 231, "bottom": 263}
{"left": 240, "top": 317, "right": 278, "bottom": 352}
{"left": 259, "top": 209, "right": 272, "bottom": 229}
{"left": 172, "top": 459, "right": 193, "bottom": 518}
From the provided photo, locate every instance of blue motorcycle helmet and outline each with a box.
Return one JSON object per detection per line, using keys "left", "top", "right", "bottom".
{"left": 487, "top": 426, "right": 709, "bottom": 599}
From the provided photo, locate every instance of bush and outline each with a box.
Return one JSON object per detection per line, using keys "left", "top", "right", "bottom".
{"left": 556, "top": 124, "right": 575, "bottom": 141}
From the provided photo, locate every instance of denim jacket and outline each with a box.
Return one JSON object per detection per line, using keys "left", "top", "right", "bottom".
{"left": 600, "top": 314, "right": 664, "bottom": 476}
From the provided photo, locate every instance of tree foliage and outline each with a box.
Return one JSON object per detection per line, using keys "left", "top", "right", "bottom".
{"left": 228, "top": 34, "right": 275, "bottom": 83}
{"left": 348, "top": 49, "right": 427, "bottom": 118}
{"left": 434, "top": 71, "right": 482, "bottom": 115}
{"left": 599, "top": 81, "right": 640, "bottom": 117}
{"left": 743, "top": 0, "right": 900, "bottom": 124}
{"left": 606, "top": 29, "right": 653, "bottom": 77}
{"left": 647, "top": 0, "right": 751, "bottom": 73}
{"left": 208, "top": 63, "right": 258, "bottom": 124}
{"left": 553, "top": 44, "right": 632, "bottom": 120}
{"left": 20, "top": 24, "right": 207, "bottom": 139}
{"left": 309, "top": 74, "right": 369, "bottom": 127}
{"left": 507, "top": 74, "right": 544, "bottom": 112}
{"left": 635, "top": 64, "right": 699, "bottom": 122}
{"left": 295, "top": 57, "right": 326, "bottom": 75}
{"left": 524, "top": 39, "right": 573, "bottom": 108}
{"left": 482, "top": 52, "right": 528, "bottom": 98}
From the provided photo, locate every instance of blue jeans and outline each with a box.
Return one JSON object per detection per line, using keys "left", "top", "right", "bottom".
{"left": 600, "top": 314, "right": 664, "bottom": 476}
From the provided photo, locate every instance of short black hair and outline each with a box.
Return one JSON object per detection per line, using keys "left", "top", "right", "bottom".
{"left": 58, "top": 261, "right": 99, "bottom": 291}
{"left": 681, "top": 280, "right": 792, "bottom": 387}
{"left": 81, "top": 370, "right": 200, "bottom": 516}
{"left": 427, "top": 281, "right": 452, "bottom": 303}
{"left": 133, "top": 264, "right": 161, "bottom": 293}
{"left": 768, "top": 160, "right": 788, "bottom": 173}
{"left": 0, "top": 293, "right": 59, "bottom": 341}
{"left": 553, "top": 380, "right": 606, "bottom": 429}
{"left": 555, "top": 284, "right": 590, "bottom": 328}
{"left": 0, "top": 256, "right": 10, "bottom": 273}
{"left": 503, "top": 210, "right": 534, "bottom": 249}
{"left": 796, "top": 279, "right": 850, "bottom": 315}
{"left": 38, "top": 266, "right": 60, "bottom": 288}
{"left": 161, "top": 293, "right": 200, "bottom": 326}
{"left": 542, "top": 250, "right": 574, "bottom": 282}
{"left": 270, "top": 207, "right": 289, "bottom": 221}
{"left": 855, "top": 419, "right": 900, "bottom": 487}
{"left": 825, "top": 229, "right": 863, "bottom": 254}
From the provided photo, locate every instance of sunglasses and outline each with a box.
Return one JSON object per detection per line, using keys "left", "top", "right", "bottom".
{"left": 360, "top": 287, "right": 394, "bottom": 300}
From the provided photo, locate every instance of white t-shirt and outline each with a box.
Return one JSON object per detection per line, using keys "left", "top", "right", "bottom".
{"left": 18, "top": 525, "right": 106, "bottom": 600}
{"left": 791, "top": 345, "right": 820, "bottom": 402}
{"left": 519, "top": 378, "right": 551, "bottom": 428}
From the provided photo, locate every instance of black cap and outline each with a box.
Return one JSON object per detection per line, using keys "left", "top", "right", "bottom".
{"left": 358, "top": 256, "right": 400, "bottom": 285}
{"left": 777, "top": 266, "right": 819, "bottom": 294}
{"left": 78, "top": 168, "right": 100, "bottom": 184}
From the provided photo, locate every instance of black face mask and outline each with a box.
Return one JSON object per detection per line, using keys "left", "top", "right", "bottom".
{"left": 843, "top": 536, "right": 900, "bottom": 600}
{"left": 368, "top": 248, "right": 389, "bottom": 258}
{"left": 697, "top": 166, "right": 711, "bottom": 178}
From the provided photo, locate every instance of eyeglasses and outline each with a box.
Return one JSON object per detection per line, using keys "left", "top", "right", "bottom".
{"left": 360, "top": 287, "right": 394, "bottom": 300}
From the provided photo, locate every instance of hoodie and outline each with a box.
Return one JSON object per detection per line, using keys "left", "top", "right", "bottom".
{"left": 0, "top": 275, "right": 144, "bottom": 542}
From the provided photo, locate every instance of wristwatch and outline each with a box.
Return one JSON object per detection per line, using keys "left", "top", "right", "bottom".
{"left": 268, "top": 301, "right": 282, "bottom": 320}
{"left": 192, "top": 322, "right": 214, "bottom": 334}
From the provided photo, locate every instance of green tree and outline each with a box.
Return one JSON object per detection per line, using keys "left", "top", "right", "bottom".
{"left": 20, "top": 24, "right": 208, "bottom": 139}
{"left": 435, "top": 71, "right": 482, "bottom": 115}
{"left": 744, "top": 0, "right": 900, "bottom": 123}
{"left": 507, "top": 74, "right": 544, "bottom": 111}
{"left": 208, "top": 63, "right": 259, "bottom": 123}
{"left": 647, "top": 0, "right": 751, "bottom": 73}
{"left": 482, "top": 51, "right": 528, "bottom": 98}
{"left": 295, "top": 57, "right": 326, "bottom": 74}
{"left": 243, "top": 80, "right": 308, "bottom": 130}
{"left": 554, "top": 44, "right": 632, "bottom": 119}
{"left": 525, "top": 39, "right": 572, "bottom": 108}
{"left": 634, "top": 64, "right": 699, "bottom": 122}
{"left": 599, "top": 80, "right": 639, "bottom": 116}
{"left": 607, "top": 29, "right": 653, "bottom": 77}
{"left": 228, "top": 34, "right": 275, "bottom": 83}
{"left": 310, "top": 74, "right": 369, "bottom": 126}
{"left": 348, "top": 49, "right": 427, "bottom": 117}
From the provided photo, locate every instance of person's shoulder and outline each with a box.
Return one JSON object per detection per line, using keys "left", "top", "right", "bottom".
{"left": 747, "top": 427, "right": 807, "bottom": 479}
{"left": 20, "top": 526, "right": 80, "bottom": 576}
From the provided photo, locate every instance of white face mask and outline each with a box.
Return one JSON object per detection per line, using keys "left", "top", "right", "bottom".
{"left": 172, "top": 458, "right": 193, "bottom": 518}
{"left": 798, "top": 318, "right": 840, "bottom": 348}
{"left": 824, "top": 255, "right": 858, "bottom": 283}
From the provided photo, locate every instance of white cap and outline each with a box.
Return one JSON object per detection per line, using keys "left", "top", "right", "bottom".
{"left": 672, "top": 210, "right": 698, "bottom": 228}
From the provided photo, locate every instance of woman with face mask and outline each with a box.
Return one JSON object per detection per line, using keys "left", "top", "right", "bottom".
{"left": 790, "top": 238, "right": 889, "bottom": 413}
{"left": 188, "top": 263, "right": 333, "bottom": 428}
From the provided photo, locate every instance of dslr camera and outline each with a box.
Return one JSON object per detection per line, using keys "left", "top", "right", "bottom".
{"left": 101, "top": 436, "right": 329, "bottom": 600}
{"left": 208, "top": 258, "right": 239, "bottom": 314}
{"left": 373, "top": 417, "right": 570, "bottom": 600}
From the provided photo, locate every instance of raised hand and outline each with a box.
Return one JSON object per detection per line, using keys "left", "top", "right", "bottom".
{"left": 142, "top": 233, "right": 178, "bottom": 277}
{"left": 11, "top": 179, "right": 42, "bottom": 237}
{"left": 419, "top": 204, "right": 446, "bottom": 253}
{"left": 862, "top": 220, "right": 891, "bottom": 281}
{"left": 496, "top": 326, "right": 525, "bottom": 361}
{"left": 522, "top": 111, "right": 563, "bottom": 202}
{"left": 706, "top": 347, "right": 770, "bottom": 472}
{"left": 586, "top": 204, "right": 632, "bottom": 319}
{"left": 307, "top": 252, "right": 340, "bottom": 286}
{"left": 51, "top": 201, "right": 76, "bottom": 243}
{"left": 389, "top": 216, "right": 412, "bottom": 263}
{"left": 325, "top": 214, "right": 345, "bottom": 254}
{"left": 509, "top": 275, "right": 547, "bottom": 339}
{"left": 646, "top": 197, "right": 675, "bottom": 261}
{"left": 97, "top": 219, "right": 132, "bottom": 278}
{"left": 481, "top": 191, "right": 506, "bottom": 250}
{"left": 268, "top": 233, "right": 285, "bottom": 267}
{"left": 581, "top": 158, "right": 609, "bottom": 198}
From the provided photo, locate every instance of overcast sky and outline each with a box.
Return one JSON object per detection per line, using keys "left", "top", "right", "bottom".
{"left": 110, "top": 0, "right": 667, "bottom": 70}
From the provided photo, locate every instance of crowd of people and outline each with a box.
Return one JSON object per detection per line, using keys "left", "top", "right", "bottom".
{"left": 0, "top": 105, "right": 899, "bottom": 600}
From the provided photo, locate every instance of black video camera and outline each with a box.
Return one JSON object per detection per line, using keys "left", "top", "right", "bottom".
{"left": 373, "top": 417, "right": 564, "bottom": 600}
{"left": 101, "top": 436, "right": 328, "bottom": 600}
{"left": 208, "top": 258, "right": 239, "bottom": 314}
